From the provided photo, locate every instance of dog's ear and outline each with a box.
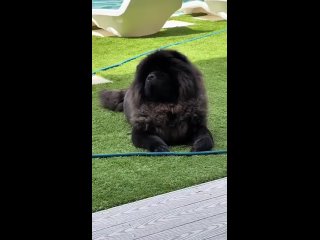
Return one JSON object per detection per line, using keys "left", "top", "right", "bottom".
{"left": 177, "top": 71, "right": 198, "bottom": 101}
{"left": 168, "top": 50, "right": 190, "bottom": 64}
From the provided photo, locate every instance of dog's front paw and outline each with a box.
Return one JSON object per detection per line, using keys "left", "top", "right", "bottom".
{"left": 191, "top": 136, "right": 213, "bottom": 152}
{"left": 151, "top": 145, "right": 170, "bottom": 152}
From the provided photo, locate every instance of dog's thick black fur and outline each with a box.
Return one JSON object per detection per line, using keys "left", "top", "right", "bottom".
{"left": 100, "top": 50, "right": 214, "bottom": 152}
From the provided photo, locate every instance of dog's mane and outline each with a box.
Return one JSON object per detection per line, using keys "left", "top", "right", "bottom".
{"left": 130, "top": 50, "right": 206, "bottom": 106}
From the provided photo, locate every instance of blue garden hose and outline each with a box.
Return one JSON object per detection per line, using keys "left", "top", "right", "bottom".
{"left": 93, "top": 150, "right": 227, "bottom": 158}
{"left": 92, "top": 28, "right": 226, "bottom": 75}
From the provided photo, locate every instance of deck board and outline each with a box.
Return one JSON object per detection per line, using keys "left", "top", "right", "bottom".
{"left": 93, "top": 177, "right": 227, "bottom": 240}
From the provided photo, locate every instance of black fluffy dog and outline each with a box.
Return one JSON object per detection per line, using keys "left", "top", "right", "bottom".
{"left": 100, "top": 50, "right": 214, "bottom": 152}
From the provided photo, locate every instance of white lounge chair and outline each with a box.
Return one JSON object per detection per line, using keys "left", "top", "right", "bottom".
{"left": 92, "top": 0, "right": 182, "bottom": 37}
{"left": 206, "top": 0, "right": 227, "bottom": 19}
{"left": 181, "top": 0, "right": 211, "bottom": 15}
{"left": 181, "top": 0, "right": 227, "bottom": 20}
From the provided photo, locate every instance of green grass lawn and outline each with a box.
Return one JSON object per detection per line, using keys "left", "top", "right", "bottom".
{"left": 92, "top": 14, "right": 227, "bottom": 212}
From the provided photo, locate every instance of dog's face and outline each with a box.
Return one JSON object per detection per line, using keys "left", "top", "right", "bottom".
{"left": 144, "top": 70, "right": 179, "bottom": 102}
{"left": 134, "top": 50, "right": 201, "bottom": 104}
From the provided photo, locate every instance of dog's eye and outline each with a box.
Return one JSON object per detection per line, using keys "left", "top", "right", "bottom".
{"left": 147, "top": 73, "right": 156, "bottom": 81}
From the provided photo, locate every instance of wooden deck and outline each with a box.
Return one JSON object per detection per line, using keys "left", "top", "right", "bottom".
{"left": 92, "top": 177, "right": 227, "bottom": 240}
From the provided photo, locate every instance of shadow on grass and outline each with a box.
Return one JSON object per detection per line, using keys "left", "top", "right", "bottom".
{"left": 104, "top": 27, "right": 211, "bottom": 39}
{"left": 141, "top": 27, "right": 209, "bottom": 38}
{"left": 92, "top": 26, "right": 210, "bottom": 39}
{"left": 190, "top": 13, "right": 208, "bottom": 17}
{"left": 194, "top": 57, "right": 227, "bottom": 75}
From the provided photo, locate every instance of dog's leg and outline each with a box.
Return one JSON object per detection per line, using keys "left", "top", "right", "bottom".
{"left": 132, "top": 128, "right": 169, "bottom": 152}
{"left": 191, "top": 126, "right": 214, "bottom": 152}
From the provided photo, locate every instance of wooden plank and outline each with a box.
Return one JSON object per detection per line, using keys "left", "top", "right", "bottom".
{"left": 203, "top": 232, "right": 227, "bottom": 240}
{"left": 93, "top": 195, "right": 226, "bottom": 239}
{"left": 92, "top": 178, "right": 227, "bottom": 240}
{"left": 93, "top": 213, "right": 226, "bottom": 240}
{"left": 93, "top": 177, "right": 227, "bottom": 230}
{"left": 138, "top": 213, "right": 227, "bottom": 240}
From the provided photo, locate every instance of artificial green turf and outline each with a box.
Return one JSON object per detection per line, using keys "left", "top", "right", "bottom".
{"left": 92, "top": 14, "right": 227, "bottom": 212}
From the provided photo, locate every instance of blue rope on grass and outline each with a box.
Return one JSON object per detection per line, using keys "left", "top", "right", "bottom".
{"left": 92, "top": 150, "right": 227, "bottom": 158}
{"left": 92, "top": 28, "right": 227, "bottom": 75}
